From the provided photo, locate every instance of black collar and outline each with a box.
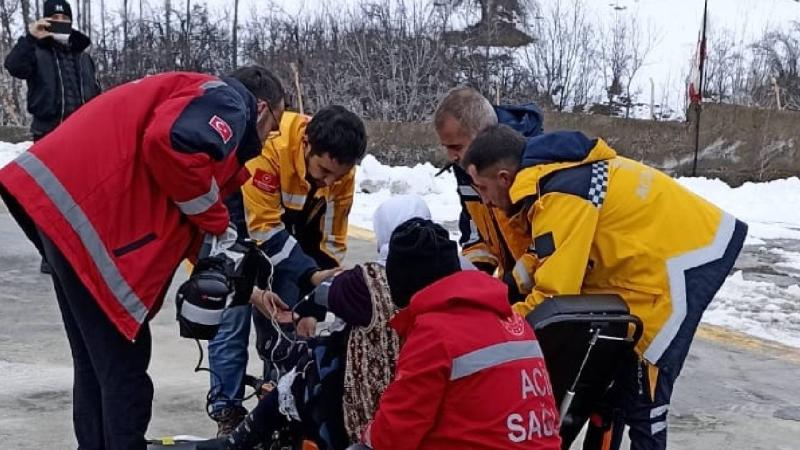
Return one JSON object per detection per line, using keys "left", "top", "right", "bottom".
{"left": 222, "top": 76, "right": 262, "bottom": 165}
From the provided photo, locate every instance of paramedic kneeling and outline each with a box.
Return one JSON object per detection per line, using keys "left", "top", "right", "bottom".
{"left": 362, "top": 218, "right": 562, "bottom": 450}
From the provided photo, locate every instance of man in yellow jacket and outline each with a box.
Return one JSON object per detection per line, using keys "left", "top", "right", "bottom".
{"left": 463, "top": 125, "right": 747, "bottom": 450}
{"left": 433, "top": 87, "right": 543, "bottom": 277}
{"left": 208, "top": 104, "right": 366, "bottom": 434}
{"left": 243, "top": 105, "right": 361, "bottom": 277}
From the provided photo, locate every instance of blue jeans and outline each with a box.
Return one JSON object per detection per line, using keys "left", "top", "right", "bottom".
{"left": 208, "top": 304, "right": 252, "bottom": 414}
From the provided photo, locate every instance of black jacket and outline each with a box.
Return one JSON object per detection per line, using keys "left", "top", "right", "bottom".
{"left": 4, "top": 30, "right": 101, "bottom": 138}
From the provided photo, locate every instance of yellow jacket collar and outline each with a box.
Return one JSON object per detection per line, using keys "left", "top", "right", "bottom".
{"left": 509, "top": 137, "right": 617, "bottom": 204}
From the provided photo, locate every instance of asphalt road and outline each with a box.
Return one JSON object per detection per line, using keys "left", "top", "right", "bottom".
{"left": 0, "top": 212, "right": 798, "bottom": 449}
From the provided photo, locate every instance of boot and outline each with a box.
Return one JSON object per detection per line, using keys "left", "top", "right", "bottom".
{"left": 212, "top": 405, "right": 248, "bottom": 438}
{"left": 221, "top": 413, "right": 267, "bottom": 450}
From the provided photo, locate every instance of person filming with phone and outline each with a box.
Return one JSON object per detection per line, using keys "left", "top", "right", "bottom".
{"left": 4, "top": 0, "right": 101, "bottom": 273}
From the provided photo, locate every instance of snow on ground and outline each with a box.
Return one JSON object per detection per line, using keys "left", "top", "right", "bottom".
{"left": 704, "top": 271, "right": 800, "bottom": 348}
{"left": 3, "top": 141, "right": 799, "bottom": 348}
{"left": 0, "top": 141, "right": 31, "bottom": 168}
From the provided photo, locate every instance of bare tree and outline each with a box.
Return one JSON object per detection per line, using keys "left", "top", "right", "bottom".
{"left": 0, "top": 0, "right": 25, "bottom": 126}
{"left": 183, "top": 0, "right": 190, "bottom": 66}
{"left": 100, "top": 0, "right": 107, "bottom": 69}
{"left": 750, "top": 22, "right": 800, "bottom": 110}
{"left": 599, "top": 11, "right": 629, "bottom": 107}
{"left": 569, "top": 31, "right": 599, "bottom": 109}
{"left": 122, "top": 0, "right": 129, "bottom": 48}
{"left": 164, "top": 0, "right": 171, "bottom": 67}
{"left": 231, "top": 0, "right": 238, "bottom": 68}
{"left": 520, "top": 0, "right": 594, "bottom": 111}
{"left": 19, "top": 0, "right": 30, "bottom": 29}
{"left": 16, "top": 0, "right": 787, "bottom": 125}
{"left": 0, "top": 0, "right": 17, "bottom": 57}
{"left": 621, "top": 13, "right": 657, "bottom": 117}
{"left": 595, "top": 8, "right": 658, "bottom": 117}
{"left": 702, "top": 23, "right": 747, "bottom": 104}
{"left": 85, "top": 0, "right": 92, "bottom": 39}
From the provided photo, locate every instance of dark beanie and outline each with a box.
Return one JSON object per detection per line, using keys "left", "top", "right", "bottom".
{"left": 386, "top": 218, "right": 461, "bottom": 308}
{"left": 44, "top": 0, "right": 72, "bottom": 19}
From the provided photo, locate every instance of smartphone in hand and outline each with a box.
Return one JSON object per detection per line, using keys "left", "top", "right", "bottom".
{"left": 48, "top": 21, "right": 72, "bottom": 35}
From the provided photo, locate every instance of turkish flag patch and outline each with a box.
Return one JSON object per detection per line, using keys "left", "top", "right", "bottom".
{"left": 209, "top": 115, "right": 233, "bottom": 144}
{"left": 253, "top": 169, "right": 279, "bottom": 194}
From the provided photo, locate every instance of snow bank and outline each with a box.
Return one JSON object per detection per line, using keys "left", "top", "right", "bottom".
{"left": 677, "top": 177, "right": 800, "bottom": 244}
{"left": 0, "top": 141, "right": 30, "bottom": 168}
{"left": 352, "top": 155, "right": 460, "bottom": 231}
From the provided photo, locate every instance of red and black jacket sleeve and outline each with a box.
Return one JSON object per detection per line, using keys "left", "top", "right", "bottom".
{"left": 142, "top": 82, "right": 250, "bottom": 236}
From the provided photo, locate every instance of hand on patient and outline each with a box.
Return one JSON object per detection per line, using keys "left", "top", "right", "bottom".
{"left": 250, "top": 288, "right": 296, "bottom": 324}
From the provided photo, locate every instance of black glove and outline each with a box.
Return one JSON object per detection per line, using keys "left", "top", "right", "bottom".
{"left": 175, "top": 255, "right": 235, "bottom": 340}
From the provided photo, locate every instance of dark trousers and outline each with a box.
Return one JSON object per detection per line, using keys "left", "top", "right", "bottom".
{"left": 592, "top": 219, "right": 748, "bottom": 450}
{"left": 31, "top": 134, "right": 51, "bottom": 273}
{"left": 39, "top": 230, "right": 154, "bottom": 450}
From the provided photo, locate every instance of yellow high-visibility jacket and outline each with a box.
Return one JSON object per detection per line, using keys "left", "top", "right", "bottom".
{"left": 455, "top": 164, "right": 531, "bottom": 272}
{"left": 242, "top": 111, "right": 354, "bottom": 279}
{"left": 508, "top": 131, "right": 743, "bottom": 363}
{"left": 457, "top": 103, "right": 544, "bottom": 274}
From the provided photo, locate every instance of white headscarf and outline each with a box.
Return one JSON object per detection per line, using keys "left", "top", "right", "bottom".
{"left": 372, "top": 195, "right": 431, "bottom": 264}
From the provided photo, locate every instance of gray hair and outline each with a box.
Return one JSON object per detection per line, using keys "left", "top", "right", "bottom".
{"left": 433, "top": 86, "right": 497, "bottom": 136}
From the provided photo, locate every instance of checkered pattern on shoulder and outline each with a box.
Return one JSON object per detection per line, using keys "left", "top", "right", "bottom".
{"left": 588, "top": 161, "right": 609, "bottom": 208}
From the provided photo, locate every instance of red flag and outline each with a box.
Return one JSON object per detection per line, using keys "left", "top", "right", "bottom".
{"left": 688, "top": 2, "right": 708, "bottom": 105}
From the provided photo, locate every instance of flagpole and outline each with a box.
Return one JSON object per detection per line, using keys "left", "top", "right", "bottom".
{"left": 692, "top": 0, "right": 708, "bottom": 177}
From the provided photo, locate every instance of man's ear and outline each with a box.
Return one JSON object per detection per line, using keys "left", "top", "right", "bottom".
{"left": 466, "top": 163, "right": 478, "bottom": 180}
{"left": 302, "top": 135, "right": 310, "bottom": 157}
{"left": 256, "top": 100, "right": 268, "bottom": 116}
{"left": 497, "top": 169, "right": 514, "bottom": 189}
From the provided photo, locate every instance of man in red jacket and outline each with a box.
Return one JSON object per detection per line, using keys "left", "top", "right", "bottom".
{"left": 362, "top": 218, "right": 562, "bottom": 450}
{"left": 0, "top": 66, "right": 284, "bottom": 450}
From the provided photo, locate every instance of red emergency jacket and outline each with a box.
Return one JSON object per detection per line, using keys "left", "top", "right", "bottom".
{"left": 0, "top": 72, "right": 262, "bottom": 341}
{"left": 364, "top": 270, "right": 562, "bottom": 450}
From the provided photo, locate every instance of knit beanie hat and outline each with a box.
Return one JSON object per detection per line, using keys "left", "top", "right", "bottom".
{"left": 386, "top": 218, "right": 461, "bottom": 308}
{"left": 44, "top": 0, "right": 72, "bottom": 19}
